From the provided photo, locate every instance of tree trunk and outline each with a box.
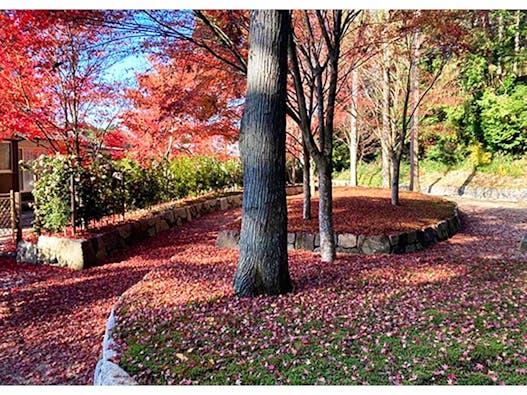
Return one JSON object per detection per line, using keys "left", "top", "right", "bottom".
{"left": 234, "top": 10, "right": 292, "bottom": 297}
{"left": 381, "top": 36, "right": 392, "bottom": 189}
{"left": 497, "top": 13, "right": 503, "bottom": 77}
{"left": 302, "top": 141, "right": 312, "bottom": 219}
{"left": 409, "top": 29, "right": 420, "bottom": 192}
{"left": 391, "top": 153, "right": 401, "bottom": 206}
{"left": 381, "top": 140, "right": 391, "bottom": 188}
{"left": 309, "top": 158, "right": 316, "bottom": 197}
{"left": 318, "top": 157, "right": 336, "bottom": 262}
{"left": 514, "top": 10, "right": 521, "bottom": 75}
{"left": 349, "top": 67, "right": 358, "bottom": 187}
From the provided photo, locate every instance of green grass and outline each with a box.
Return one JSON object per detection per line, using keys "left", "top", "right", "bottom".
{"left": 117, "top": 260, "right": 527, "bottom": 385}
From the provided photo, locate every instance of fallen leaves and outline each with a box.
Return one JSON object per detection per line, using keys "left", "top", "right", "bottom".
{"left": 224, "top": 187, "right": 457, "bottom": 235}
{"left": 1, "top": 194, "right": 526, "bottom": 385}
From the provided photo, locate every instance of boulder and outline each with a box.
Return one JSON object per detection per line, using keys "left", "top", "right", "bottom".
{"left": 37, "top": 235, "right": 97, "bottom": 270}
{"left": 357, "top": 235, "right": 391, "bottom": 254}
{"left": 338, "top": 233, "right": 357, "bottom": 249}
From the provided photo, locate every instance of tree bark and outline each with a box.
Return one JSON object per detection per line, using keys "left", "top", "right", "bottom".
{"left": 318, "top": 156, "right": 336, "bottom": 262}
{"left": 514, "top": 10, "right": 521, "bottom": 75}
{"left": 409, "top": 29, "right": 420, "bottom": 192}
{"left": 381, "top": 39, "right": 392, "bottom": 189}
{"left": 349, "top": 67, "right": 358, "bottom": 187}
{"left": 391, "top": 153, "right": 401, "bottom": 206}
{"left": 302, "top": 141, "right": 312, "bottom": 219}
{"left": 234, "top": 10, "right": 292, "bottom": 297}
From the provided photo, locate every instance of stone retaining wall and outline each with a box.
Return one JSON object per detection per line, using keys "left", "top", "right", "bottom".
{"left": 17, "top": 194, "right": 242, "bottom": 269}
{"left": 17, "top": 186, "right": 304, "bottom": 270}
{"left": 217, "top": 205, "right": 460, "bottom": 255}
{"left": 332, "top": 180, "right": 527, "bottom": 202}
{"left": 420, "top": 185, "right": 527, "bottom": 202}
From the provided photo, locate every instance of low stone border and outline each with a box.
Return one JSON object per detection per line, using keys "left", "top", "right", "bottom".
{"left": 17, "top": 193, "right": 242, "bottom": 269}
{"left": 217, "top": 205, "right": 460, "bottom": 254}
{"left": 332, "top": 180, "right": 527, "bottom": 203}
{"left": 94, "top": 305, "right": 138, "bottom": 385}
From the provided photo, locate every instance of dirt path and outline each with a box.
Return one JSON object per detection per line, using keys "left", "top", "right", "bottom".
{"left": 0, "top": 198, "right": 525, "bottom": 384}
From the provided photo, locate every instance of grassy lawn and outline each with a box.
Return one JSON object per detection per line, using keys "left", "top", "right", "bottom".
{"left": 114, "top": 254, "right": 527, "bottom": 385}
{"left": 109, "top": 189, "right": 527, "bottom": 385}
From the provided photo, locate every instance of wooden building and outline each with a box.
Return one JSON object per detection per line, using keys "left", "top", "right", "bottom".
{"left": 0, "top": 138, "right": 45, "bottom": 197}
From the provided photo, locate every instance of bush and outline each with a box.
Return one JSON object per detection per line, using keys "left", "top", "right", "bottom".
{"left": 29, "top": 153, "right": 242, "bottom": 234}
{"left": 425, "top": 134, "right": 465, "bottom": 167}
{"left": 467, "top": 143, "right": 492, "bottom": 168}
{"left": 479, "top": 84, "right": 527, "bottom": 155}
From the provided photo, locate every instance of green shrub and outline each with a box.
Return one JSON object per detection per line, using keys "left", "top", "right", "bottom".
{"left": 29, "top": 153, "right": 242, "bottom": 234}
{"left": 425, "top": 134, "right": 466, "bottom": 167}
{"left": 479, "top": 84, "right": 527, "bottom": 155}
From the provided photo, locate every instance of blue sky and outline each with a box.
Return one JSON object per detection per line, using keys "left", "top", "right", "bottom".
{"left": 102, "top": 53, "right": 152, "bottom": 86}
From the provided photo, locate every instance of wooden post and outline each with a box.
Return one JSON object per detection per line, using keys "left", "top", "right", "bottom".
{"left": 10, "top": 190, "right": 15, "bottom": 242}
{"left": 15, "top": 192, "right": 22, "bottom": 242}
{"left": 70, "top": 174, "right": 76, "bottom": 236}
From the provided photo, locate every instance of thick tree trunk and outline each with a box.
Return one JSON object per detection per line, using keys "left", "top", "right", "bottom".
{"left": 409, "top": 29, "right": 420, "bottom": 192}
{"left": 318, "top": 157, "right": 336, "bottom": 262}
{"left": 349, "top": 67, "right": 358, "bottom": 187}
{"left": 234, "top": 10, "right": 292, "bottom": 297}
{"left": 302, "top": 141, "right": 312, "bottom": 219}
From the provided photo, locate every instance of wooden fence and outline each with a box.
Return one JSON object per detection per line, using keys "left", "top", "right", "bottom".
{"left": 0, "top": 191, "right": 22, "bottom": 242}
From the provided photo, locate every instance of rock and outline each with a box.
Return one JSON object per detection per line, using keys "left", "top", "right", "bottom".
{"left": 37, "top": 236, "right": 97, "bottom": 270}
{"left": 357, "top": 235, "right": 391, "bottom": 254}
{"left": 94, "top": 360, "right": 137, "bottom": 386}
{"left": 388, "top": 234, "right": 400, "bottom": 247}
{"left": 338, "top": 233, "right": 357, "bottom": 249}
{"left": 406, "top": 231, "right": 417, "bottom": 245}
{"left": 216, "top": 230, "right": 240, "bottom": 248}
{"left": 405, "top": 244, "right": 417, "bottom": 253}
{"left": 219, "top": 197, "right": 230, "bottom": 210}
{"left": 155, "top": 219, "right": 170, "bottom": 234}
{"left": 16, "top": 240, "right": 40, "bottom": 264}
{"left": 295, "top": 233, "right": 315, "bottom": 251}
{"left": 173, "top": 207, "right": 188, "bottom": 222}
{"left": 436, "top": 221, "right": 449, "bottom": 241}
{"left": 162, "top": 210, "right": 175, "bottom": 226}
{"left": 117, "top": 223, "right": 132, "bottom": 241}
{"left": 446, "top": 218, "right": 457, "bottom": 237}
{"left": 422, "top": 227, "right": 438, "bottom": 246}
{"left": 336, "top": 246, "right": 360, "bottom": 254}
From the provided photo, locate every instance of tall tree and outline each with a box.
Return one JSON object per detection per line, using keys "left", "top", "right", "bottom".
{"left": 409, "top": 25, "right": 421, "bottom": 192}
{"left": 289, "top": 10, "right": 359, "bottom": 262}
{"left": 233, "top": 10, "right": 292, "bottom": 297}
{"left": 0, "top": 11, "right": 126, "bottom": 157}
